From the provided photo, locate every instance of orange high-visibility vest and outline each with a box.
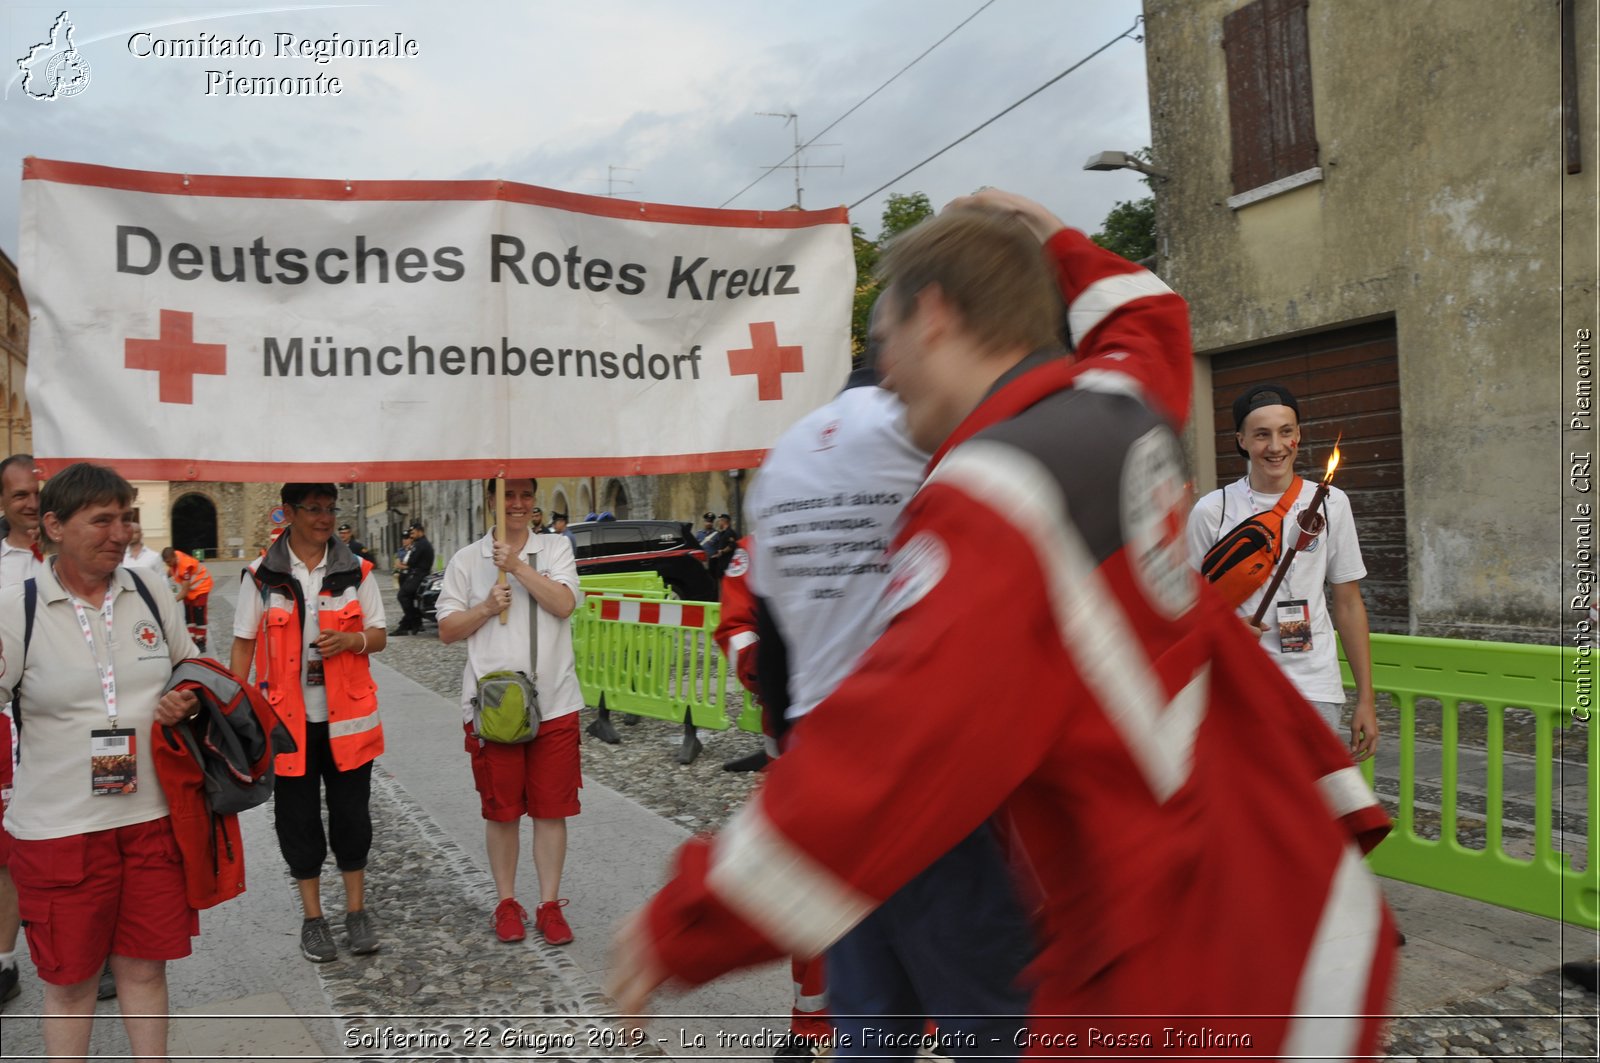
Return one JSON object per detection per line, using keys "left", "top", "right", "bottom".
{"left": 170, "top": 550, "right": 213, "bottom": 598}
{"left": 244, "top": 543, "right": 383, "bottom": 776}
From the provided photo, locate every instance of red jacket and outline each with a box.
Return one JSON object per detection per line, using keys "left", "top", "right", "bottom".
{"left": 641, "top": 230, "right": 1395, "bottom": 1058}
{"left": 712, "top": 537, "right": 761, "bottom": 698}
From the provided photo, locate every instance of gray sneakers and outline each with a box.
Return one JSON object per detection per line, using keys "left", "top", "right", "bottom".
{"left": 300, "top": 916, "right": 337, "bottom": 963}
{"left": 301, "top": 911, "right": 379, "bottom": 961}
{"left": 345, "top": 909, "right": 380, "bottom": 955}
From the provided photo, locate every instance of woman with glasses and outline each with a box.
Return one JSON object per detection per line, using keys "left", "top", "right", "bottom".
{"left": 230, "top": 483, "right": 388, "bottom": 963}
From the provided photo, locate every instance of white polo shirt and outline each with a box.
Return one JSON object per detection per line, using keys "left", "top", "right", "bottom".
{"left": 0, "top": 537, "right": 42, "bottom": 589}
{"left": 0, "top": 563, "right": 195, "bottom": 840}
{"left": 435, "top": 531, "right": 584, "bottom": 726}
{"left": 234, "top": 546, "right": 387, "bottom": 724}
{"left": 122, "top": 543, "right": 168, "bottom": 581}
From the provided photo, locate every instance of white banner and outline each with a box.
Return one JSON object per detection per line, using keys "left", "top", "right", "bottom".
{"left": 20, "top": 158, "right": 854, "bottom": 481}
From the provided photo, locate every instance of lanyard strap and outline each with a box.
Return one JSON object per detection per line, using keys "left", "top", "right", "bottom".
{"left": 70, "top": 584, "right": 119, "bottom": 727}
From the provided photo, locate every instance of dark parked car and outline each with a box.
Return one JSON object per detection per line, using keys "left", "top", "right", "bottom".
{"left": 568, "top": 520, "right": 715, "bottom": 601}
{"left": 420, "top": 570, "right": 444, "bottom": 622}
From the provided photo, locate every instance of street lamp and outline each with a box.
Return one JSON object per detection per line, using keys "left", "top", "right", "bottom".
{"left": 1082, "top": 150, "right": 1169, "bottom": 183}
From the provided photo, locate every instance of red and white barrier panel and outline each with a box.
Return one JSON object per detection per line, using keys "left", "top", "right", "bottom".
{"left": 598, "top": 599, "right": 709, "bottom": 629}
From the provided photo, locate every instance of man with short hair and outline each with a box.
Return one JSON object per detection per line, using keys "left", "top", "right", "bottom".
{"left": 550, "top": 512, "right": 575, "bottom": 549}
{"left": 392, "top": 521, "right": 433, "bottom": 635}
{"left": 161, "top": 547, "right": 213, "bottom": 653}
{"left": 123, "top": 523, "right": 166, "bottom": 580}
{"left": 740, "top": 315, "right": 1034, "bottom": 1058}
{"left": 705, "top": 514, "right": 738, "bottom": 591}
{"left": 436, "top": 479, "right": 584, "bottom": 946}
{"left": 1186, "top": 384, "right": 1378, "bottom": 759}
{"left": 232, "top": 483, "right": 388, "bottom": 962}
{"left": 613, "top": 190, "right": 1396, "bottom": 1058}
{"left": 530, "top": 507, "right": 545, "bottom": 533}
{"left": 0, "top": 453, "right": 40, "bottom": 1008}
{"left": 337, "top": 523, "right": 374, "bottom": 564}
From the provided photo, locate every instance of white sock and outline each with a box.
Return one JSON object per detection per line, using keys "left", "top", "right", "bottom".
{"left": 0, "top": 948, "right": 16, "bottom": 970}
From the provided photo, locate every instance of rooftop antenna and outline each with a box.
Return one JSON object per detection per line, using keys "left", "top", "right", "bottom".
{"left": 604, "top": 165, "right": 640, "bottom": 198}
{"left": 756, "top": 111, "right": 842, "bottom": 209}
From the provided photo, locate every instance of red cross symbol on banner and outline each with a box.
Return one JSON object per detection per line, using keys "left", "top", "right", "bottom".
{"left": 124, "top": 310, "right": 227, "bottom": 405}
{"left": 727, "top": 321, "right": 803, "bottom": 401}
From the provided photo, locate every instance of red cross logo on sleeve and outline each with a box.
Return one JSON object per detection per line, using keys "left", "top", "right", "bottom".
{"left": 727, "top": 321, "right": 803, "bottom": 401}
{"left": 124, "top": 310, "right": 227, "bottom": 404}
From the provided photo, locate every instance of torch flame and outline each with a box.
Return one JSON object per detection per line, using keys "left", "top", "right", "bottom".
{"left": 1323, "top": 434, "right": 1343, "bottom": 483}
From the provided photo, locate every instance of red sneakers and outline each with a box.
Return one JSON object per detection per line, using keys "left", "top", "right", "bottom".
{"left": 535, "top": 899, "right": 574, "bottom": 945}
{"left": 494, "top": 898, "right": 528, "bottom": 943}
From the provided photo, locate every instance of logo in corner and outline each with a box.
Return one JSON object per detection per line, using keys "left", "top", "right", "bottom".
{"left": 17, "top": 11, "right": 92, "bottom": 101}
{"left": 876, "top": 531, "right": 948, "bottom": 623}
{"left": 726, "top": 546, "right": 750, "bottom": 579}
{"left": 1120, "top": 427, "right": 1197, "bottom": 619}
{"left": 133, "top": 619, "right": 163, "bottom": 651}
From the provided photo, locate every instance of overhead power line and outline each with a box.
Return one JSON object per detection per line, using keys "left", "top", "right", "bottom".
{"left": 720, "top": 0, "right": 997, "bottom": 209}
{"left": 848, "top": 15, "right": 1144, "bottom": 210}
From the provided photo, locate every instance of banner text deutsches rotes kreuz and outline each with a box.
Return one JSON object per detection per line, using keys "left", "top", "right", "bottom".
{"left": 115, "top": 226, "right": 803, "bottom": 301}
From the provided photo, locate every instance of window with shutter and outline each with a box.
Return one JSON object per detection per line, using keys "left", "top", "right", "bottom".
{"left": 1223, "top": 0, "right": 1319, "bottom": 196}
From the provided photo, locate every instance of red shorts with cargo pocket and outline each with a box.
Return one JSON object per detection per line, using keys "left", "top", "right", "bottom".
{"left": 466, "top": 712, "right": 582, "bottom": 821}
{"left": 10, "top": 817, "right": 199, "bottom": 985}
{"left": 0, "top": 710, "right": 14, "bottom": 866}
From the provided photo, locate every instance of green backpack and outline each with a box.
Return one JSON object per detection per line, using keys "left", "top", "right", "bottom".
{"left": 472, "top": 671, "right": 539, "bottom": 744}
{"left": 470, "top": 600, "right": 541, "bottom": 744}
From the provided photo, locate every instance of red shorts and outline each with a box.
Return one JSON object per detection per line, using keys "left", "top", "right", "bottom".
{"left": 10, "top": 817, "right": 199, "bottom": 985}
{"left": 0, "top": 711, "right": 13, "bottom": 867}
{"left": 466, "top": 712, "right": 582, "bottom": 821}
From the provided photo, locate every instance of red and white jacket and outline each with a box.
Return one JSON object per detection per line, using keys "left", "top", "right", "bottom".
{"left": 641, "top": 230, "right": 1395, "bottom": 1059}
{"left": 712, "top": 537, "right": 761, "bottom": 699}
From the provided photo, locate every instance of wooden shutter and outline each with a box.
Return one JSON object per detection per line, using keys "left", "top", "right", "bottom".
{"left": 1224, "top": 0, "right": 1319, "bottom": 194}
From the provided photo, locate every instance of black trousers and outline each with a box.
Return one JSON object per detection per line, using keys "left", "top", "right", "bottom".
{"left": 273, "top": 720, "right": 374, "bottom": 880}
{"left": 397, "top": 579, "right": 424, "bottom": 631}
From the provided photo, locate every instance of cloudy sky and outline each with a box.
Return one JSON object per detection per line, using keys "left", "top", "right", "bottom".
{"left": 0, "top": 0, "right": 1153, "bottom": 260}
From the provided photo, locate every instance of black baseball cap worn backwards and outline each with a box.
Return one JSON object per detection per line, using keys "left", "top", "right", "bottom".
{"left": 1233, "top": 383, "right": 1301, "bottom": 459}
{"left": 1232, "top": 383, "right": 1300, "bottom": 431}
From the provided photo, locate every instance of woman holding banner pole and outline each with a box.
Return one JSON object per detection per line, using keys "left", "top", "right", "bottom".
{"left": 436, "top": 478, "right": 585, "bottom": 946}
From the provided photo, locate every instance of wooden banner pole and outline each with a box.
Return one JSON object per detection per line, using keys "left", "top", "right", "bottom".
{"left": 496, "top": 476, "right": 509, "bottom": 625}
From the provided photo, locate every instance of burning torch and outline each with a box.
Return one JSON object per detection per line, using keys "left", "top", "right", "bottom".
{"left": 1250, "top": 437, "right": 1343, "bottom": 626}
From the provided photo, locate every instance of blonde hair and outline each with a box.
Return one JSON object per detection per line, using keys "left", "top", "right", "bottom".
{"left": 876, "top": 209, "right": 1060, "bottom": 354}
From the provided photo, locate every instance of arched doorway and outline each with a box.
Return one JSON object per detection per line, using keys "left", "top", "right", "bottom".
{"left": 171, "top": 493, "right": 218, "bottom": 557}
{"left": 552, "top": 490, "right": 570, "bottom": 520}
{"left": 578, "top": 484, "right": 594, "bottom": 519}
{"left": 604, "top": 479, "right": 630, "bottom": 519}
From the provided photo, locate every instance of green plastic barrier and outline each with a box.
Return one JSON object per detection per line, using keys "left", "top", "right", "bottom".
{"left": 571, "top": 594, "right": 760, "bottom": 733}
{"left": 578, "top": 572, "right": 668, "bottom": 597}
{"left": 1340, "top": 634, "right": 1596, "bottom": 928}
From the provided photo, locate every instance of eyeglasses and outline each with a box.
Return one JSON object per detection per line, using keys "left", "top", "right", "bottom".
{"left": 294, "top": 504, "right": 339, "bottom": 517}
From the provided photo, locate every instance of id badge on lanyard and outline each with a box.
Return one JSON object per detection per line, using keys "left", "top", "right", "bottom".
{"left": 73, "top": 586, "right": 137, "bottom": 795}
{"left": 1276, "top": 599, "right": 1312, "bottom": 653}
{"left": 306, "top": 591, "right": 325, "bottom": 686}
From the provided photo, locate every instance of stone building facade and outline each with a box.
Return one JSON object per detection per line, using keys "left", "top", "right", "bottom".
{"left": 0, "top": 249, "right": 31, "bottom": 458}
{"left": 1143, "top": 0, "right": 1595, "bottom": 641}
